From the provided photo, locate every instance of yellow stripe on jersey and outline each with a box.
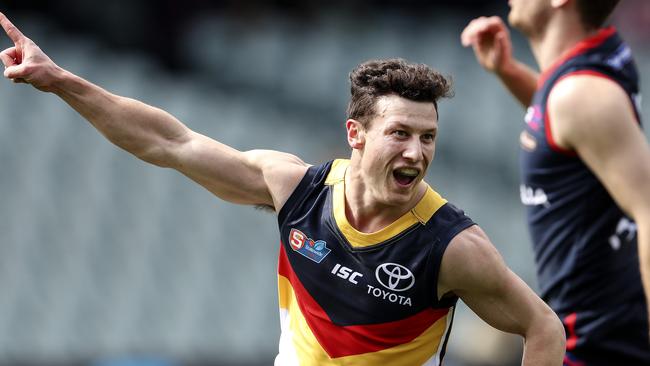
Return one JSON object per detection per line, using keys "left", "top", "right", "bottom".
{"left": 278, "top": 275, "right": 331, "bottom": 363}
{"left": 277, "top": 274, "right": 453, "bottom": 366}
{"left": 325, "top": 159, "right": 448, "bottom": 247}
{"left": 324, "top": 159, "right": 349, "bottom": 186}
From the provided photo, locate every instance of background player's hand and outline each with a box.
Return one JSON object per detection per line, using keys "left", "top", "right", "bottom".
{"left": 0, "top": 12, "right": 62, "bottom": 92}
{"left": 461, "top": 16, "right": 513, "bottom": 75}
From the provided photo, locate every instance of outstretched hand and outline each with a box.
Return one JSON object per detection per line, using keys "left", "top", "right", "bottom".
{"left": 0, "top": 12, "right": 61, "bottom": 92}
{"left": 460, "top": 16, "right": 513, "bottom": 75}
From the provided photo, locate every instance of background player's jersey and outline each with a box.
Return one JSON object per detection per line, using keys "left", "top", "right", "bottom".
{"left": 520, "top": 27, "right": 649, "bottom": 361}
{"left": 275, "top": 159, "right": 474, "bottom": 366}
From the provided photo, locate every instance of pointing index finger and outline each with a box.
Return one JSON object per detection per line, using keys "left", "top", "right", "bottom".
{"left": 0, "top": 12, "right": 26, "bottom": 44}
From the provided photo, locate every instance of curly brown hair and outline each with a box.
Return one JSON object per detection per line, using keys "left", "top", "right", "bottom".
{"left": 575, "top": 0, "right": 620, "bottom": 29}
{"left": 346, "top": 58, "right": 453, "bottom": 127}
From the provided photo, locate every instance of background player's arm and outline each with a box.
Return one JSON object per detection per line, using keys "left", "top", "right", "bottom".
{"left": 461, "top": 16, "right": 538, "bottom": 108}
{"left": 0, "top": 12, "right": 308, "bottom": 210}
{"left": 438, "top": 225, "right": 565, "bottom": 366}
{"left": 548, "top": 74, "right": 650, "bottom": 322}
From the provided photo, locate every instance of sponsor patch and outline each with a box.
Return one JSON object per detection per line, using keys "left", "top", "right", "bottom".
{"left": 288, "top": 228, "right": 331, "bottom": 263}
{"left": 520, "top": 184, "right": 550, "bottom": 207}
{"left": 375, "top": 263, "right": 415, "bottom": 292}
{"left": 524, "top": 105, "right": 542, "bottom": 131}
{"left": 367, "top": 263, "right": 415, "bottom": 307}
{"left": 520, "top": 130, "right": 537, "bottom": 151}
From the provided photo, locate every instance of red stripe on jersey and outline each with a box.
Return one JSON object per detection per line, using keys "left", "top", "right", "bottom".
{"left": 543, "top": 108, "right": 575, "bottom": 156}
{"left": 278, "top": 243, "right": 448, "bottom": 358}
{"left": 563, "top": 312, "right": 579, "bottom": 351}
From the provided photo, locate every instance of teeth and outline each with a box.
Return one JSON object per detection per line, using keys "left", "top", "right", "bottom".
{"left": 396, "top": 168, "right": 419, "bottom": 177}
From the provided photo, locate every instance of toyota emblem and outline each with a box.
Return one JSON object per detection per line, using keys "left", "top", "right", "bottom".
{"left": 375, "top": 263, "right": 415, "bottom": 292}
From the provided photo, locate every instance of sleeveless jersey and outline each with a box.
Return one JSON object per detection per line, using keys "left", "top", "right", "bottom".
{"left": 275, "top": 159, "right": 475, "bottom": 366}
{"left": 519, "top": 27, "right": 649, "bottom": 362}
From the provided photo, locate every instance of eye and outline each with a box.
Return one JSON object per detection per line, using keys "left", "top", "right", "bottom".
{"left": 422, "top": 133, "right": 435, "bottom": 142}
{"left": 393, "top": 130, "right": 408, "bottom": 138}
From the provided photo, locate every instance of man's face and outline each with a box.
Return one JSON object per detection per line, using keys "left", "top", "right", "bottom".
{"left": 508, "top": 0, "right": 552, "bottom": 36}
{"left": 355, "top": 95, "right": 438, "bottom": 207}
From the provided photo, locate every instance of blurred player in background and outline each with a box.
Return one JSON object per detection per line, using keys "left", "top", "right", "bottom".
{"left": 1, "top": 11, "right": 565, "bottom": 366}
{"left": 462, "top": 0, "right": 650, "bottom": 365}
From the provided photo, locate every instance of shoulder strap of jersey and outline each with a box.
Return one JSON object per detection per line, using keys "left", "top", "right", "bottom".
{"left": 278, "top": 160, "right": 333, "bottom": 226}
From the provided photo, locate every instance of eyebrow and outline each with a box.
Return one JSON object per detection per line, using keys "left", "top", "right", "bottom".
{"left": 387, "top": 121, "right": 437, "bottom": 134}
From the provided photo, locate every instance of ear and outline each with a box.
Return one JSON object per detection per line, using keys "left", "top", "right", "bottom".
{"left": 346, "top": 119, "right": 365, "bottom": 150}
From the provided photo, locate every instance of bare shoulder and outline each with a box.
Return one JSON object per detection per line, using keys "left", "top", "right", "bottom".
{"left": 549, "top": 73, "right": 630, "bottom": 110}
{"left": 443, "top": 225, "right": 503, "bottom": 278}
{"left": 437, "top": 225, "right": 507, "bottom": 298}
{"left": 243, "top": 149, "right": 311, "bottom": 211}
{"left": 548, "top": 74, "right": 636, "bottom": 149}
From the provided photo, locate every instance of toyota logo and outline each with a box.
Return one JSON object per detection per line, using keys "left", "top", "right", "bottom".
{"left": 375, "top": 263, "right": 415, "bottom": 292}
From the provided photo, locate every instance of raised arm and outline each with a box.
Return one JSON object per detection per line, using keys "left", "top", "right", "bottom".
{"left": 461, "top": 16, "right": 538, "bottom": 108}
{"left": 0, "top": 12, "right": 308, "bottom": 211}
{"left": 438, "top": 225, "right": 565, "bottom": 366}
{"left": 548, "top": 74, "right": 650, "bottom": 322}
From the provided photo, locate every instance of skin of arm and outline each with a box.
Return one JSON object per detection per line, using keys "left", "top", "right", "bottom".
{"left": 548, "top": 74, "right": 650, "bottom": 323}
{"left": 0, "top": 12, "right": 309, "bottom": 211}
{"left": 460, "top": 16, "right": 539, "bottom": 108}
{"left": 438, "top": 225, "right": 566, "bottom": 366}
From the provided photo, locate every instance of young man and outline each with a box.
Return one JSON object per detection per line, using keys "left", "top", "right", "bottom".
{"left": 461, "top": 0, "right": 650, "bottom": 365}
{"left": 0, "top": 12, "right": 565, "bottom": 365}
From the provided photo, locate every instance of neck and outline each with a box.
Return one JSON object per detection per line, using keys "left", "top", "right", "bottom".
{"left": 343, "top": 166, "right": 426, "bottom": 233}
{"left": 529, "top": 17, "right": 597, "bottom": 72}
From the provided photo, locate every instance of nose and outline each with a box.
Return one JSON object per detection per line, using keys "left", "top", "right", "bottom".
{"left": 402, "top": 138, "right": 423, "bottom": 162}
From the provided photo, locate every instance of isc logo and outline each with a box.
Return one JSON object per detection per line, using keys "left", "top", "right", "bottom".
{"left": 331, "top": 263, "right": 363, "bottom": 285}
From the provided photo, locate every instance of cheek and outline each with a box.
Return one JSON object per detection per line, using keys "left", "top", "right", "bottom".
{"left": 362, "top": 144, "right": 384, "bottom": 168}
{"left": 364, "top": 145, "right": 396, "bottom": 174}
{"left": 373, "top": 140, "right": 399, "bottom": 158}
{"left": 424, "top": 144, "right": 436, "bottom": 163}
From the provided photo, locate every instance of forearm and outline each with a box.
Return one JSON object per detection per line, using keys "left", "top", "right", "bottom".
{"left": 49, "top": 67, "right": 189, "bottom": 166}
{"left": 496, "top": 60, "right": 539, "bottom": 108}
{"left": 521, "top": 315, "right": 565, "bottom": 366}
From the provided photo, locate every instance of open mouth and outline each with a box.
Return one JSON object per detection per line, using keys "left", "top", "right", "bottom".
{"left": 393, "top": 167, "right": 419, "bottom": 187}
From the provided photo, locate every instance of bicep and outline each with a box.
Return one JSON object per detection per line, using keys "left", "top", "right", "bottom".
{"left": 172, "top": 131, "right": 309, "bottom": 209}
{"left": 439, "top": 226, "right": 552, "bottom": 336}
{"left": 578, "top": 124, "right": 650, "bottom": 219}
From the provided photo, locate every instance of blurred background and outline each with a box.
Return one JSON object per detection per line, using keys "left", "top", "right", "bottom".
{"left": 0, "top": 1, "right": 648, "bottom": 365}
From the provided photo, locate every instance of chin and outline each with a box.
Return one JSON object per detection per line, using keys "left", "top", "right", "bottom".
{"left": 507, "top": 10, "right": 520, "bottom": 28}
{"left": 508, "top": 15, "right": 531, "bottom": 35}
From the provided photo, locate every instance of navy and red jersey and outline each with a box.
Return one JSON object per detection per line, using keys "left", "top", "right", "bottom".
{"left": 520, "top": 27, "right": 649, "bottom": 364}
{"left": 274, "top": 159, "right": 474, "bottom": 365}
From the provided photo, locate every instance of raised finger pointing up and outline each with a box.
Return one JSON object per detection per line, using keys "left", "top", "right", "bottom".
{"left": 0, "top": 12, "right": 27, "bottom": 45}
